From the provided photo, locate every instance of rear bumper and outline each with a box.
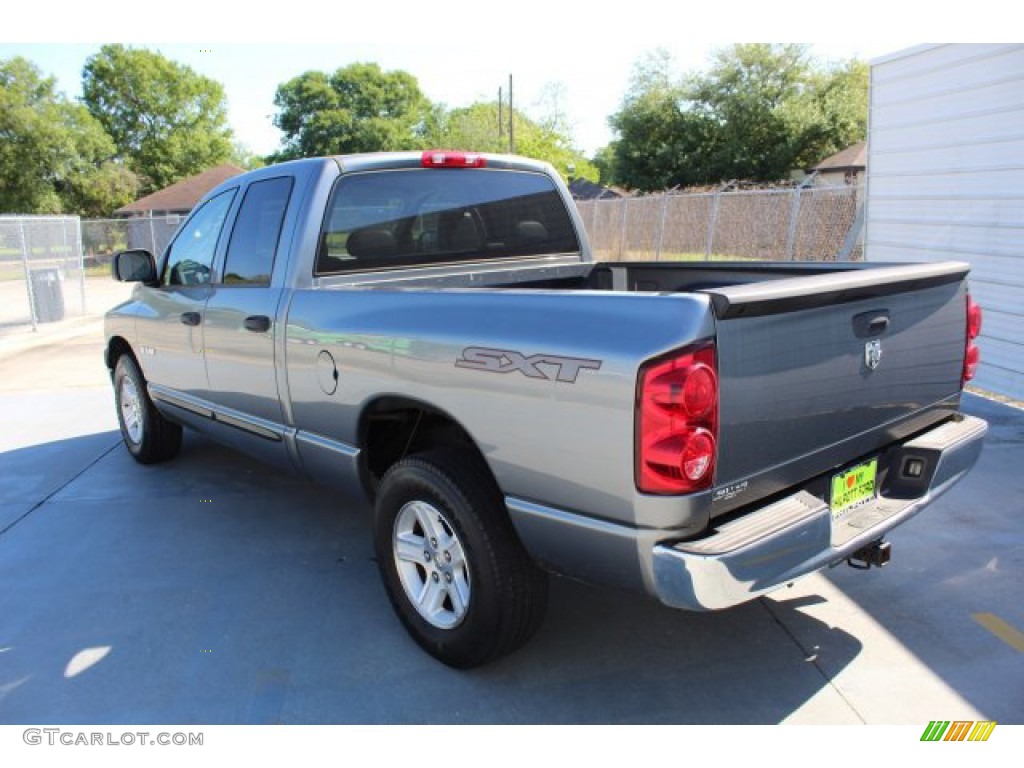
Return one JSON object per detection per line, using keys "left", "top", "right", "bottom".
{"left": 651, "top": 414, "right": 987, "bottom": 611}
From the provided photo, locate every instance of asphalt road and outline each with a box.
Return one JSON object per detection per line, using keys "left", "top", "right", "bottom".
{"left": 0, "top": 322, "right": 1021, "bottom": 724}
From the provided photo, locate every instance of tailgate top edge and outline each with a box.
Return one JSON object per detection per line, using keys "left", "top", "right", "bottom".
{"left": 705, "top": 260, "right": 971, "bottom": 320}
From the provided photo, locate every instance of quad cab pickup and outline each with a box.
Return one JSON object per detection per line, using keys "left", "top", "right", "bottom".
{"left": 105, "top": 151, "right": 987, "bottom": 667}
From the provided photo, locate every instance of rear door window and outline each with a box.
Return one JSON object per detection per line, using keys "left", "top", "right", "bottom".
{"left": 316, "top": 169, "right": 580, "bottom": 274}
{"left": 222, "top": 176, "right": 294, "bottom": 285}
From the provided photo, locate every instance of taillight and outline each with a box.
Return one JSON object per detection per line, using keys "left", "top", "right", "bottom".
{"left": 636, "top": 344, "right": 718, "bottom": 494}
{"left": 421, "top": 150, "right": 486, "bottom": 168}
{"left": 963, "top": 295, "right": 982, "bottom": 385}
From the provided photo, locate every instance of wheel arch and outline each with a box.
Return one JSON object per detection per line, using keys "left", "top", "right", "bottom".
{"left": 105, "top": 335, "right": 135, "bottom": 371}
{"left": 357, "top": 394, "right": 495, "bottom": 499}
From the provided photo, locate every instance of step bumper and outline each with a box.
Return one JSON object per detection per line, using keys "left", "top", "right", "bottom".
{"left": 651, "top": 414, "right": 988, "bottom": 611}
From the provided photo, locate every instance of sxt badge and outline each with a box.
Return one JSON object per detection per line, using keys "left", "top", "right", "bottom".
{"left": 456, "top": 347, "right": 602, "bottom": 383}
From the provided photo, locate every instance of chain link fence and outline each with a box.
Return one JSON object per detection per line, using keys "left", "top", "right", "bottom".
{"left": 3, "top": 194, "right": 860, "bottom": 334}
{"left": 0, "top": 215, "right": 85, "bottom": 332}
{"left": 576, "top": 185, "right": 864, "bottom": 263}
{"left": 81, "top": 215, "right": 183, "bottom": 268}
{"left": 0, "top": 214, "right": 183, "bottom": 335}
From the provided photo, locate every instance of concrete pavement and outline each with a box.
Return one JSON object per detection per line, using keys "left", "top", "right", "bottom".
{"left": 0, "top": 321, "right": 1021, "bottom": 724}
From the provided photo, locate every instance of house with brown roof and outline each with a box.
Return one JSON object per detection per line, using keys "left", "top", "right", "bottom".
{"left": 115, "top": 164, "right": 245, "bottom": 217}
{"left": 568, "top": 177, "right": 625, "bottom": 201}
{"left": 110, "top": 164, "right": 244, "bottom": 257}
{"left": 808, "top": 142, "right": 866, "bottom": 187}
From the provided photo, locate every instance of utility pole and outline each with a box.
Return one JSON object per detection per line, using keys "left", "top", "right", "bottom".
{"left": 508, "top": 74, "right": 515, "bottom": 154}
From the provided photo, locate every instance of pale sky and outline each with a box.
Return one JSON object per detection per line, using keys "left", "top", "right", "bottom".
{"left": 1, "top": 1, "right": 1008, "bottom": 159}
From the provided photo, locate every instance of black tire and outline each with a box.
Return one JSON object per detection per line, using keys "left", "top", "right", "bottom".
{"left": 374, "top": 448, "right": 548, "bottom": 668}
{"left": 113, "top": 354, "right": 182, "bottom": 464}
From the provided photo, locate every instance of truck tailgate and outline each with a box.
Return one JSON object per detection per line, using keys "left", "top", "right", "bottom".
{"left": 705, "top": 262, "right": 971, "bottom": 515}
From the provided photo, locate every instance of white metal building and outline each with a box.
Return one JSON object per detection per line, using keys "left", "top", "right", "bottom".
{"left": 866, "top": 44, "right": 1024, "bottom": 400}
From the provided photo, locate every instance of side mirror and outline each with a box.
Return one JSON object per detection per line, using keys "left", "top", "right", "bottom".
{"left": 112, "top": 249, "right": 157, "bottom": 284}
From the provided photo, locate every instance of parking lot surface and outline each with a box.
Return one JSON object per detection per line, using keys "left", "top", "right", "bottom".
{"left": 0, "top": 318, "right": 1021, "bottom": 724}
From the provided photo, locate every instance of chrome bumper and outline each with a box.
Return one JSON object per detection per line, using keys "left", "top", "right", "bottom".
{"left": 652, "top": 414, "right": 988, "bottom": 611}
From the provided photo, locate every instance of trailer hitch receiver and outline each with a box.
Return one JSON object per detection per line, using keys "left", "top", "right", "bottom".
{"left": 847, "top": 540, "right": 891, "bottom": 570}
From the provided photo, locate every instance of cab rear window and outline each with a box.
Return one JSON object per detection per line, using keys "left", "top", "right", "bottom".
{"left": 315, "top": 169, "right": 580, "bottom": 274}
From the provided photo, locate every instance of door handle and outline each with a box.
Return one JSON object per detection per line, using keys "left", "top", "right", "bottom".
{"left": 243, "top": 315, "right": 271, "bottom": 333}
{"left": 867, "top": 316, "right": 890, "bottom": 335}
{"left": 180, "top": 311, "right": 201, "bottom": 326}
{"left": 852, "top": 310, "right": 890, "bottom": 338}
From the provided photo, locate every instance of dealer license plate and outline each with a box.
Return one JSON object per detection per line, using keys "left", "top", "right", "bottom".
{"left": 830, "top": 458, "right": 878, "bottom": 519}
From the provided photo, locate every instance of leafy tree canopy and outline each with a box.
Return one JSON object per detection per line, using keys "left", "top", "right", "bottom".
{"left": 82, "top": 44, "right": 233, "bottom": 194}
{"left": 607, "top": 45, "right": 868, "bottom": 191}
{"left": 0, "top": 56, "right": 138, "bottom": 216}
{"left": 271, "top": 63, "right": 430, "bottom": 160}
{"left": 424, "top": 89, "right": 598, "bottom": 182}
{"left": 271, "top": 65, "right": 595, "bottom": 180}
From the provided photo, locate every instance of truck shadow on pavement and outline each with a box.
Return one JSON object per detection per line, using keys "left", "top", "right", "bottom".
{"left": 817, "top": 394, "right": 1024, "bottom": 723}
{"left": 1, "top": 430, "right": 862, "bottom": 724}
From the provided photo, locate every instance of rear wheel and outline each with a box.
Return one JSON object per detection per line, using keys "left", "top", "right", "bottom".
{"left": 374, "top": 448, "right": 548, "bottom": 668}
{"left": 114, "top": 354, "right": 182, "bottom": 464}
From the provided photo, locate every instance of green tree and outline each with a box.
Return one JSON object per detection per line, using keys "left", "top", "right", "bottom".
{"left": 692, "top": 44, "right": 812, "bottom": 181}
{"left": 230, "top": 141, "right": 266, "bottom": 171}
{"left": 788, "top": 58, "right": 869, "bottom": 169}
{"left": 0, "top": 56, "right": 137, "bottom": 215}
{"left": 82, "top": 44, "right": 233, "bottom": 193}
{"left": 591, "top": 144, "right": 618, "bottom": 186}
{"left": 608, "top": 50, "right": 717, "bottom": 190}
{"left": 608, "top": 45, "right": 868, "bottom": 190}
{"left": 64, "top": 160, "right": 140, "bottom": 218}
{"left": 425, "top": 101, "right": 598, "bottom": 182}
{"left": 271, "top": 63, "right": 429, "bottom": 160}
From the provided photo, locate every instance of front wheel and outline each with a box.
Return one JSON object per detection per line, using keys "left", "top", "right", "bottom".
{"left": 114, "top": 354, "right": 182, "bottom": 464}
{"left": 374, "top": 449, "right": 548, "bottom": 668}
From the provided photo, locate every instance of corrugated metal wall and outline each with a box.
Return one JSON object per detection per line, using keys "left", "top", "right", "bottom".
{"left": 867, "top": 44, "right": 1024, "bottom": 400}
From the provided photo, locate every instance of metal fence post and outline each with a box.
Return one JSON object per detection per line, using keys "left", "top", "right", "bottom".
{"left": 655, "top": 193, "right": 668, "bottom": 261}
{"left": 18, "top": 218, "right": 38, "bottom": 331}
{"left": 148, "top": 213, "right": 158, "bottom": 254}
{"left": 619, "top": 198, "right": 629, "bottom": 261}
{"left": 73, "top": 216, "right": 86, "bottom": 314}
{"left": 838, "top": 189, "right": 866, "bottom": 262}
{"left": 785, "top": 188, "right": 802, "bottom": 260}
{"left": 705, "top": 193, "right": 720, "bottom": 260}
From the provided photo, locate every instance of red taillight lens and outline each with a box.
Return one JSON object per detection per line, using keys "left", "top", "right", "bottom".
{"left": 963, "top": 344, "right": 981, "bottom": 382}
{"left": 636, "top": 344, "right": 718, "bottom": 494}
{"left": 421, "top": 150, "right": 486, "bottom": 168}
{"left": 683, "top": 364, "right": 716, "bottom": 418}
{"left": 967, "top": 296, "right": 982, "bottom": 340}
{"left": 963, "top": 295, "right": 983, "bottom": 385}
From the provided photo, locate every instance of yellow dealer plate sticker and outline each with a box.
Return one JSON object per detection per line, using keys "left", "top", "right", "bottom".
{"left": 830, "top": 458, "right": 878, "bottom": 518}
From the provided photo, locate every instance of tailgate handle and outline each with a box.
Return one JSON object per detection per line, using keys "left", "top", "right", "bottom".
{"left": 853, "top": 310, "right": 890, "bottom": 338}
{"left": 180, "top": 311, "right": 201, "bottom": 326}
{"left": 244, "top": 315, "right": 271, "bottom": 333}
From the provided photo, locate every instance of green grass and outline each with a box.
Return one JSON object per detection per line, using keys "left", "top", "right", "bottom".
{"left": 0, "top": 263, "right": 111, "bottom": 281}
{"left": 0, "top": 245, "right": 75, "bottom": 258}
{"left": 84, "top": 264, "right": 111, "bottom": 278}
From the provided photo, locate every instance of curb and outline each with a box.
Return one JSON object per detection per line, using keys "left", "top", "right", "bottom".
{"left": 0, "top": 315, "right": 106, "bottom": 361}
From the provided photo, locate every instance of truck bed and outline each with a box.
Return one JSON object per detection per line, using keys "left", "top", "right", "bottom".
{"left": 314, "top": 258, "right": 971, "bottom": 521}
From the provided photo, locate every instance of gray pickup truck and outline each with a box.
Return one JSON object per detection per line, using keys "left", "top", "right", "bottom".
{"left": 105, "top": 150, "right": 987, "bottom": 667}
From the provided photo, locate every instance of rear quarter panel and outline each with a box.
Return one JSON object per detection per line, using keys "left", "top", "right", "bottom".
{"left": 284, "top": 288, "right": 715, "bottom": 526}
